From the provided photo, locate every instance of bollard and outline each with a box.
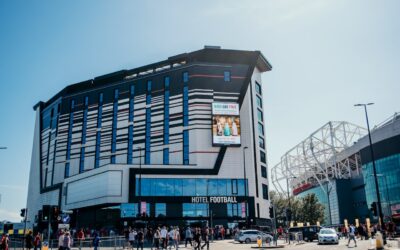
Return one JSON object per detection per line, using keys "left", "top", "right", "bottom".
{"left": 375, "top": 231, "right": 384, "bottom": 250}
{"left": 257, "top": 236, "right": 262, "bottom": 247}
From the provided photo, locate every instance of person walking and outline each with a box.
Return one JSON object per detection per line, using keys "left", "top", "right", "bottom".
{"left": 153, "top": 228, "right": 161, "bottom": 250}
{"left": 201, "top": 228, "right": 209, "bottom": 250}
{"left": 1, "top": 234, "right": 9, "bottom": 250}
{"left": 63, "top": 232, "right": 71, "bottom": 250}
{"left": 173, "top": 227, "right": 180, "bottom": 250}
{"left": 194, "top": 228, "right": 201, "bottom": 250}
{"left": 58, "top": 231, "right": 65, "bottom": 250}
{"left": 168, "top": 228, "right": 175, "bottom": 250}
{"left": 129, "top": 229, "right": 137, "bottom": 250}
{"left": 34, "top": 233, "right": 42, "bottom": 250}
{"left": 160, "top": 226, "right": 168, "bottom": 250}
{"left": 346, "top": 224, "right": 357, "bottom": 248}
{"left": 185, "top": 227, "right": 193, "bottom": 247}
{"left": 26, "top": 231, "right": 34, "bottom": 250}
{"left": 137, "top": 229, "right": 144, "bottom": 250}
{"left": 93, "top": 232, "right": 100, "bottom": 250}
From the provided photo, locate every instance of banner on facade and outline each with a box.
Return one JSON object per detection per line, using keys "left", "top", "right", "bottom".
{"left": 212, "top": 102, "right": 241, "bottom": 146}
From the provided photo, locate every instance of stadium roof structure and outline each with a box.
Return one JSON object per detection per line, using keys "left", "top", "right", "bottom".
{"left": 271, "top": 121, "right": 367, "bottom": 196}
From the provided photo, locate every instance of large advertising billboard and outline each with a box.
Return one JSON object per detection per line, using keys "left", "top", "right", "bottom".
{"left": 212, "top": 102, "right": 241, "bottom": 146}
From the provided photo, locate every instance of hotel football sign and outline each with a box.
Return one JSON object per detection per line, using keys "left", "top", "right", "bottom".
{"left": 191, "top": 196, "right": 238, "bottom": 203}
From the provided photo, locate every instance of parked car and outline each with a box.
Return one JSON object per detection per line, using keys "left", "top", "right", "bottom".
{"left": 318, "top": 228, "right": 339, "bottom": 245}
{"left": 234, "top": 230, "right": 273, "bottom": 244}
{"left": 288, "top": 226, "right": 321, "bottom": 242}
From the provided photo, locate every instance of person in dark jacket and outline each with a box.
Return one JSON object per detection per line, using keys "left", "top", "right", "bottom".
{"left": 26, "top": 231, "right": 34, "bottom": 250}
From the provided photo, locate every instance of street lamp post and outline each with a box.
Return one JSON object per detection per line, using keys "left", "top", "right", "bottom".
{"left": 242, "top": 146, "right": 248, "bottom": 227}
{"left": 355, "top": 103, "right": 384, "bottom": 228}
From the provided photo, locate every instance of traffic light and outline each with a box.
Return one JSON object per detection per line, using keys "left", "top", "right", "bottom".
{"left": 370, "top": 202, "right": 378, "bottom": 216}
{"left": 20, "top": 208, "right": 26, "bottom": 218}
{"left": 269, "top": 206, "right": 274, "bottom": 218}
{"left": 42, "top": 205, "right": 50, "bottom": 221}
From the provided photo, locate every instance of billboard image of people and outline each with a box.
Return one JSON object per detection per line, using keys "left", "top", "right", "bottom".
{"left": 212, "top": 102, "right": 241, "bottom": 146}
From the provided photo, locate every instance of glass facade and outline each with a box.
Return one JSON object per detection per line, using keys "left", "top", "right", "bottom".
{"left": 256, "top": 95, "right": 263, "bottom": 109}
{"left": 183, "top": 72, "right": 189, "bottom": 165}
{"left": 224, "top": 71, "right": 231, "bottom": 82}
{"left": 262, "top": 184, "right": 268, "bottom": 200}
{"left": 155, "top": 203, "right": 166, "bottom": 217}
{"left": 163, "top": 77, "right": 170, "bottom": 165}
{"left": 255, "top": 81, "right": 262, "bottom": 95}
{"left": 257, "top": 109, "right": 263, "bottom": 122}
{"left": 135, "top": 178, "right": 248, "bottom": 197}
{"left": 258, "top": 123, "right": 264, "bottom": 136}
{"left": 297, "top": 184, "right": 331, "bottom": 225}
{"left": 183, "top": 203, "right": 208, "bottom": 217}
{"left": 261, "top": 166, "right": 267, "bottom": 178}
{"left": 362, "top": 154, "right": 400, "bottom": 217}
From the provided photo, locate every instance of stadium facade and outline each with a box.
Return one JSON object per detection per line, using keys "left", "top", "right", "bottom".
{"left": 272, "top": 113, "right": 400, "bottom": 225}
{"left": 26, "top": 47, "right": 272, "bottom": 231}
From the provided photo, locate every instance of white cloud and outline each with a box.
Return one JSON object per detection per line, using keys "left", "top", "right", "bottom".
{"left": 0, "top": 209, "right": 21, "bottom": 223}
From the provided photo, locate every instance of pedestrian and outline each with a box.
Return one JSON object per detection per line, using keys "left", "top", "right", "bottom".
{"left": 194, "top": 228, "right": 201, "bottom": 250}
{"left": 185, "top": 227, "right": 193, "bottom": 247}
{"left": 63, "top": 232, "right": 71, "bottom": 250}
{"left": 78, "top": 229, "right": 85, "bottom": 247}
{"left": 129, "top": 229, "right": 137, "bottom": 250}
{"left": 357, "top": 224, "right": 364, "bottom": 240}
{"left": 201, "top": 228, "right": 209, "bottom": 250}
{"left": 137, "top": 229, "right": 144, "bottom": 250}
{"left": 168, "top": 228, "right": 175, "bottom": 250}
{"left": 34, "top": 233, "right": 42, "bottom": 250}
{"left": 153, "top": 227, "right": 161, "bottom": 250}
{"left": 26, "top": 231, "right": 34, "bottom": 250}
{"left": 346, "top": 224, "right": 357, "bottom": 248}
{"left": 93, "top": 232, "right": 100, "bottom": 250}
{"left": 160, "top": 226, "right": 168, "bottom": 250}
{"left": 124, "top": 228, "right": 130, "bottom": 250}
{"left": 1, "top": 234, "right": 9, "bottom": 250}
{"left": 173, "top": 227, "right": 180, "bottom": 249}
{"left": 58, "top": 231, "right": 65, "bottom": 250}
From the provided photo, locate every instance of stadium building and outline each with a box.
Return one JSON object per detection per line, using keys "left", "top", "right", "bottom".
{"left": 272, "top": 113, "right": 400, "bottom": 225}
{"left": 26, "top": 47, "right": 272, "bottom": 231}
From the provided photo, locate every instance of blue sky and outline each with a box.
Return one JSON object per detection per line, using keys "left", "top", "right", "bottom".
{"left": 0, "top": 0, "right": 399, "bottom": 221}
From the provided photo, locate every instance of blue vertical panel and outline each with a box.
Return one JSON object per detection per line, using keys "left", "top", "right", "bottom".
{"left": 127, "top": 85, "right": 135, "bottom": 164}
{"left": 163, "top": 77, "right": 170, "bottom": 165}
{"left": 182, "top": 72, "right": 189, "bottom": 165}
{"left": 79, "top": 96, "right": 89, "bottom": 173}
{"left": 111, "top": 89, "right": 119, "bottom": 164}
{"left": 65, "top": 99, "right": 75, "bottom": 177}
{"left": 145, "top": 81, "right": 152, "bottom": 164}
{"left": 46, "top": 108, "right": 54, "bottom": 166}
{"left": 95, "top": 93, "right": 103, "bottom": 168}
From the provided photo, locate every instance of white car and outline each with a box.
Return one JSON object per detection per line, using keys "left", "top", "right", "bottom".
{"left": 234, "top": 230, "right": 273, "bottom": 244}
{"left": 318, "top": 228, "right": 339, "bottom": 245}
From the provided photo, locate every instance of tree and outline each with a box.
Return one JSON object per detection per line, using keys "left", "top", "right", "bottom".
{"left": 297, "top": 193, "right": 325, "bottom": 225}
{"left": 269, "top": 191, "right": 325, "bottom": 226}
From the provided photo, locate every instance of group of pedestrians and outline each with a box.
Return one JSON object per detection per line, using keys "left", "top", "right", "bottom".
{"left": 123, "top": 226, "right": 212, "bottom": 250}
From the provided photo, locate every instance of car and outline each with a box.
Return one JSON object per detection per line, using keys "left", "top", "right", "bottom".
{"left": 288, "top": 226, "right": 321, "bottom": 242}
{"left": 234, "top": 230, "right": 273, "bottom": 244}
{"left": 318, "top": 228, "right": 339, "bottom": 245}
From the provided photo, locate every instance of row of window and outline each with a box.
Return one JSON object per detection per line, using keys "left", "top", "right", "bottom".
{"left": 135, "top": 178, "right": 248, "bottom": 197}
{"left": 183, "top": 72, "right": 189, "bottom": 165}
{"left": 79, "top": 96, "right": 89, "bottom": 173}
{"left": 255, "top": 81, "right": 267, "bottom": 182}
{"left": 120, "top": 202, "right": 247, "bottom": 218}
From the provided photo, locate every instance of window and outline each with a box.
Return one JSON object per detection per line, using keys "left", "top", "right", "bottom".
{"left": 260, "top": 151, "right": 266, "bottom": 163}
{"left": 155, "top": 203, "right": 166, "bottom": 217}
{"left": 79, "top": 96, "right": 89, "bottom": 173}
{"left": 261, "top": 166, "right": 267, "bottom": 178}
{"left": 258, "top": 122, "right": 264, "bottom": 135}
{"left": 145, "top": 81, "right": 152, "bottom": 164}
{"left": 183, "top": 203, "right": 208, "bottom": 217}
{"left": 183, "top": 130, "right": 189, "bottom": 165}
{"left": 127, "top": 86, "right": 135, "bottom": 164}
{"left": 111, "top": 89, "right": 119, "bottom": 164}
{"left": 259, "top": 137, "right": 265, "bottom": 149}
{"left": 255, "top": 81, "right": 262, "bottom": 95}
{"left": 262, "top": 184, "right": 269, "bottom": 200}
{"left": 95, "top": 93, "right": 103, "bottom": 168}
{"left": 65, "top": 99, "right": 75, "bottom": 177}
{"left": 164, "top": 77, "right": 170, "bottom": 165}
{"left": 224, "top": 71, "right": 231, "bottom": 82}
{"left": 163, "top": 148, "right": 169, "bottom": 165}
{"left": 256, "top": 95, "right": 263, "bottom": 109}
{"left": 183, "top": 72, "right": 189, "bottom": 82}
{"left": 257, "top": 109, "right": 263, "bottom": 122}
